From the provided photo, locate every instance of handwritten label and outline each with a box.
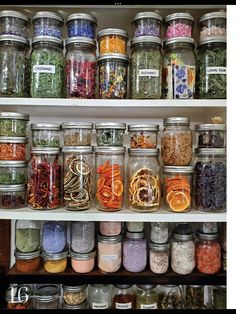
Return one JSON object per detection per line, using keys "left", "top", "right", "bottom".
{"left": 141, "top": 303, "right": 157, "bottom": 309}
{"left": 33, "top": 65, "right": 55, "bottom": 74}
{"left": 102, "top": 254, "right": 118, "bottom": 262}
{"left": 92, "top": 302, "right": 109, "bottom": 309}
{"left": 139, "top": 69, "right": 159, "bottom": 77}
{"left": 206, "top": 67, "right": 226, "bottom": 75}
{"left": 116, "top": 302, "right": 132, "bottom": 309}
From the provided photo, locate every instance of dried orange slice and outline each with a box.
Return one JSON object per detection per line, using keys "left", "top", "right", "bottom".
{"left": 169, "top": 191, "right": 190, "bottom": 212}
{"left": 111, "top": 179, "right": 123, "bottom": 196}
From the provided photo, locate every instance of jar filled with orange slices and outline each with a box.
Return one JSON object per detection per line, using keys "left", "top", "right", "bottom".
{"left": 163, "top": 166, "right": 194, "bottom": 213}
{"left": 95, "top": 146, "right": 125, "bottom": 212}
{"left": 127, "top": 148, "right": 161, "bottom": 212}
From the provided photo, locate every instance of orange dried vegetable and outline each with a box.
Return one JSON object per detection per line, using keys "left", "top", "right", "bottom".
{"left": 99, "top": 35, "right": 126, "bottom": 54}
{"left": 0, "top": 143, "right": 26, "bottom": 160}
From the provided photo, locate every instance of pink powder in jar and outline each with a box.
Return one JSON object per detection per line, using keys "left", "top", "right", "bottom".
{"left": 70, "top": 250, "right": 96, "bottom": 273}
{"left": 99, "top": 221, "right": 122, "bottom": 236}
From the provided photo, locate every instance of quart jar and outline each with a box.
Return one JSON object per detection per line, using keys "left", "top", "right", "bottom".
{"left": 99, "top": 221, "right": 122, "bottom": 236}
{"left": 0, "top": 184, "right": 26, "bottom": 209}
{"left": 164, "top": 13, "right": 194, "bottom": 39}
{"left": 196, "top": 38, "right": 226, "bottom": 99}
{"left": 112, "top": 284, "right": 135, "bottom": 310}
{"left": 15, "top": 249, "right": 41, "bottom": 273}
{"left": 163, "top": 37, "right": 196, "bottom": 99}
{"left": 149, "top": 242, "right": 170, "bottom": 274}
{"left": 6, "top": 284, "right": 32, "bottom": 310}
{"left": 71, "top": 221, "right": 95, "bottom": 253}
{"left": 195, "top": 123, "right": 226, "bottom": 148}
{"left": 15, "top": 220, "right": 40, "bottom": 253}
{"left": 126, "top": 221, "right": 144, "bottom": 233}
{"left": 42, "top": 221, "right": 67, "bottom": 254}
{"left": 132, "top": 11, "right": 163, "bottom": 38}
{"left": 0, "top": 10, "right": 30, "bottom": 37}
{"left": 150, "top": 222, "right": 169, "bottom": 244}
{"left": 95, "top": 122, "right": 126, "bottom": 146}
{"left": 0, "top": 161, "right": 27, "bottom": 185}
{"left": 98, "top": 54, "right": 129, "bottom": 99}
{"left": 66, "top": 13, "right": 97, "bottom": 39}
{"left": 136, "top": 285, "right": 158, "bottom": 310}
{"left": 163, "top": 166, "right": 194, "bottom": 213}
{"left": 97, "top": 28, "right": 128, "bottom": 55}
{"left": 62, "top": 146, "right": 93, "bottom": 210}
{"left": 65, "top": 37, "right": 97, "bottom": 98}
{"left": 27, "top": 148, "right": 61, "bottom": 210}
{"left": 62, "top": 122, "right": 93, "bottom": 146}
{"left": 196, "top": 232, "right": 221, "bottom": 275}
{"left": 161, "top": 117, "right": 192, "bottom": 166}
{"left": 194, "top": 148, "right": 226, "bottom": 212}
{"left": 123, "top": 231, "right": 147, "bottom": 273}
{"left": 128, "top": 124, "right": 159, "bottom": 149}
{"left": 0, "top": 112, "right": 29, "bottom": 137}
{"left": 30, "top": 36, "right": 65, "bottom": 98}
{"left": 185, "top": 285, "right": 205, "bottom": 309}
{"left": 199, "top": 11, "right": 226, "bottom": 40}
{"left": 95, "top": 146, "right": 125, "bottom": 212}
{"left": 212, "top": 286, "right": 226, "bottom": 309}
{"left": 42, "top": 250, "right": 68, "bottom": 273}
{"left": 130, "top": 36, "right": 162, "bottom": 99}
{"left": 33, "top": 284, "right": 61, "bottom": 309}
{"left": 0, "top": 137, "right": 28, "bottom": 161}
{"left": 32, "top": 11, "right": 64, "bottom": 38}
{"left": 63, "top": 285, "right": 88, "bottom": 306}
{"left": 88, "top": 284, "right": 112, "bottom": 309}
{"left": 157, "top": 285, "right": 183, "bottom": 309}
{"left": 31, "top": 122, "right": 61, "bottom": 148}
{"left": 70, "top": 250, "right": 96, "bottom": 273}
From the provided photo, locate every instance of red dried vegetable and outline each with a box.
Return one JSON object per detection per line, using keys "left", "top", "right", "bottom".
{"left": 196, "top": 241, "right": 221, "bottom": 274}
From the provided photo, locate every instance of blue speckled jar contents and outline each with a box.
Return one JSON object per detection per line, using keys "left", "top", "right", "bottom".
{"left": 66, "top": 13, "right": 97, "bottom": 39}
{"left": 71, "top": 221, "right": 95, "bottom": 253}
{"left": 42, "top": 221, "right": 67, "bottom": 253}
{"left": 32, "top": 11, "right": 64, "bottom": 38}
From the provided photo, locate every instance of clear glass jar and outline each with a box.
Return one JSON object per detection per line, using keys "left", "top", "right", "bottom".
{"left": 185, "top": 285, "right": 204, "bottom": 309}
{"left": 66, "top": 13, "right": 97, "bottom": 39}
{"left": 150, "top": 222, "right": 169, "bottom": 244}
{"left": 194, "top": 148, "right": 226, "bottom": 212}
{"left": 33, "top": 284, "right": 61, "bottom": 309}
{"left": 32, "top": 11, "right": 64, "bottom": 38}
{"left": 123, "top": 231, "right": 147, "bottom": 273}
{"left": 97, "top": 28, "right": 128, "bottom": 55}
{"left": 130, "top": 37, "right": 162, "bottom": 99}
{"left": 0, "top": 184, "right": 26, "bottom": 209}
{"left": 199, "top": 11, "right": 226, "bottom": 40}
{"left": 15, "top": 249, "right": 41, "bottom": 273}
{"left": 65, "top": 37, "right": 97, "bottom": 98}
{"left": 161, "top": 117, "right": 192, "bottom": 166}
{"left": 196, "top": 232, "right": 221, "bottom": 274}
{"left": 0, "top": 161, "right": 27, "bottom": 185}
{"left": 88, "top": 284, "right": 112, "bottom": 309}
{"left": 98, "top": 54, "right": 129, "bottom": 99}
{"left": 0, "top": 112, "right": 29, "bottom": 137}
{"left": 128, "top": 124, "right": 159, "bottom": 149}
{"left": 15, "top": 220, "right": 40, "bottom": 253}
{"left": 31, "top": 122, "right": 61, "bottom": 148}
{"left": 149, "top": 242, "right": 170, "bottom": 274}
{"left": 163, "top": 38, "right": 196, "bottom": 99}
{"left": 62, "top": 146, "right": 93, "bottom": 210}
{"left": 30, "top": 36, "right": 65, "bottom": 98}
{"left": 70, "top": 250, "right": 96, "bottom": 273}
{"left": 195, "top": 123, "right": 226, "bottom": 148}
{"left": 212, "top": 286, "right": 226, "bottom": 309}
{"left": 157, "top": 285, "right": 183, "bottom": 309}
{"left": 95, "top": 146, "right": 125, "bottom": 212}
{"left": 95, "top": 122, "right": 126, "bottom": 146}
{"left": 99, "top": 221, "right": 122, "bottom": 236}
{"left": 112, "top": 285, "right": 135, "bottom": 310}
{"left": 165, "top": 13, "right": 194, "bottom": 39}
{"left": 132, "top": 11, "right": 163, "bottom": 38}
{"left": 127, "top": 148, "right": 161, "bottom": 212}
{"left": 62, "top": 122, "right": 93, "bottom": 146}
{"left": 42, "top": 221, "right": 67, "bottom": 254}
{"left": 63, "top": 285, "right": 88, "bottom": 306}
{"left": 0, "top": 136, "right": 28, "bottom": 161}
{"left": 27, "top": 148, "right": 61, "bottom": 210}
{"left": 6, "top": 284, "right": 32, "bottom": 310}
{"left": 163, "top": 166, "right": 194, "bottom": 213}
{"left": 71, "top": 221, "right": 95, "bottom": 253}
{"left": 200, "top": 222, "right": 218, "bottom": 234}
{"left": 42, "top": 250, "right": 68, "bottom": 273}
{"left": 0, "top": 10, "right": 30, "bottom": 37}
{"left": 136, "top": 285, "right": 158, "bottom": 309}
{"left": 126, "top": 222, "right": 144, "bottom": 233}
{"left": 63, "top": 302, "right": 88, "bottom": 309}
{"left": 196, "top": 38, "right": 226, "bottom": 99}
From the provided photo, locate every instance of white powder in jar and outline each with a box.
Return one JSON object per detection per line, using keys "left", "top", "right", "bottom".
{"left": 171, "top": 240, "right": 195, "bottom": 275}
{"left": 150, "top": 250, "right": 169, "bottom": 274}
{"left": 98, "top": 241, "right": 121, "bottom": 273}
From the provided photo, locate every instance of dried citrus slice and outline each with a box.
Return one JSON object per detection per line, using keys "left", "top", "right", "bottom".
{"left": 137, "top": 187, "right": 154, "bottom": 203}
{"left": 169, "top": 191, "right": 190, "bottom": 212}
{"left": 111, "top": 179, "right": 123, "bottom": 196}
{"left": 75, "top": 161, "right": 91, "bottom": 175}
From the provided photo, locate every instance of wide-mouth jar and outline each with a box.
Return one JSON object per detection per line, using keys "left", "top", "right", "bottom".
{"left": 6, "top": 284, "right": 32, "bottom": 310}
{"left": 15, "top": 249, "right": 41, "bottom": 273}
{"left": 195, "top": 123, "right": 226, "bottom": 148}
{"left": 66, "top": 13, "right": 97, "bottom": 39}
{"left": 63, "top": 284, "right": 88, "bottom": 306}
{"left": 95, "top": 122, "right": 126, "bottom": 146}
{"left": 31, "top": 122, "right": 61, "bottom": 148}
{"left": 0, "top": 161, "right": 27, "bottom": 185}
{"left": 199, "top": 11, "right": 226, "bottom": 40}
{"left": 149, "top": 242, "right": 170, "bottom": 274}
{"left": 32, "top": 11, "right": 64, "bottom": 38}
{"left": 0, "top": 10, "right": 30, "bottom": 38}
{"left": 128, "top": 124, "right": 159, "bottom": 148}
{"left": 0, "top": 184, "right": 26, "bottom": 209}
{"left": 62, "top": 122, "right": 93, "bottom": 146}
{"left": 0, "top": 112, "right": 29, "bottom": 137}
{"left": 42, "top": 250, "right": 68, "bottom": 273}
{"left": 165, "top": 12, "right": 194, "bottom": 39}
{"left": 97, "top": 28, "right": 128, "bottom": 55}
{"left": 0, "top": 136, "right": 28, "bottom": 161}
{"left": 70, "top": 250, "right": 96, "bottom": 273}
{"left": 33, "top": 284, "right": 61, "bottom": 309}
{"left": 132, "top": 11, "right": 163, "bottom": 38}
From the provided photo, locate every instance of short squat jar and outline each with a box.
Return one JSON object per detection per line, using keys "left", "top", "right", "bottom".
{"left": 99, "top": 221, "right": 122, "bottom": 236}
{"left": 42, "top": 221, "right": 67, "bottom": 254}
{"left": 15, "top": 250, "right": 41, "bottom": 273}
{"left": 32, "top": 11, "right": 64, "bottom": 38}
{"left": 97, "top": 28, "right": 128, "bottom": 55}
{"left": 132, "top": 11, "right": 163, "bottom": 38}
{"left": 199, "top": 11, "right": 226, "bottom": 40}
{"left": 0, "top": 10, "right": 30, "bottom": 37}
{"left": 70, "top": 250, "right": 96, "bottom": 273}
{"left": 195, "top": 123, "right": 226, "bottom": 148}
{"left": 149, "top": 242, "right": 170, "bottom": 274}
{"left": 0, "top": 184, "right": 26, "bottom": 209}
{"left": 0, "top": 137, "right": 28, "bottom": 161}
{"left": 42, "top": 250, "right": 68, "bottom": 273}
{"left": 128, "top": 124, "right": 159, "bottom": 149}
{"left": 33, "top": 284, "right": 61, "bottom": 310}
{"left": 31, "top": 122, "right": 61, "bottom": 148}
{"left": 150, "top": 222, "right": 169, "bottom": 244}
{"left": 95, "top": 122, "right": 126, "bottom": 146}
{"left": 15, "top": 220, "right": 40, "bottom": 253}
{"left": 165, "top": 12, "right": 194, "bottom": 39}
{"left": 136, "top": 285, "right": 158, "bottom": 310}
{"left": 63, "top": 285, "right": 88, "bottom": 306}
{"left": 70, "top": 221, "right": 95, "bottom": 253}
{"left": 0, "top": 161, "right": 27, "bottom": 185}
{"left": 62, "top": 122, "right": 93, "bottom": 146}
{"left": 66, "top": 13, "right": 97, "bottom": 39}
{"left": 0, "top": 112, "right": 29, "bottom": 137}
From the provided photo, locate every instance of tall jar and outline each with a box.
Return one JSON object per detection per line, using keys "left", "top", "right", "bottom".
{"left": 31, "top": 122, "right": 61, "bottom": 148}
{"left": 62, "top": 146, "right": 93, "bottom": 211}
{"left": 130, "top": 36, "right": 162, "bottom": 99}
{"left": 136, "top": 285, "right": 158, "bottom": 310}
{"left": 161, "top": 117, "right": 192, "bottom": 166}
{"left": 27, "top": 148, "right": 61, "bottom": 210}
{"left": 70, "top": 221, "right": 95, "bottom": 253}
{"left": 150, "top": 222, "right": 169, "bottom": 244}
{"left": 33, "top": 284, "right": 61, "bottom": 310}
{"left": 212, "top": 286, "right": 226, "bottom": 309}
{"left": 30, "top": 36, "right": 65, "bottom": 98}
{"left": 157, "top": 285, "right": 183, "bottom": 309}
{"left": 88, "top": 284, "right": 112, "bottom": 309}
{"left": 42, "top": 221, "right": 67, "bottom": 254}
{"left": 65, "top": 37, "right": 97, "bottom": 98}
{"left": 185, "top": 285, "right": 205, "bottom": 309}
{"left": 163, "top": 37, "right": 196, "bottom": 99}
{"left": 149, "top": 242, "right": 170, "bottom": 274}
{"left": 127, "top": 148, "right": 161, "bottom": 212}
{"left": 15, "top": 220, "right": 40, "bottom": 253}
{"left": 95, "top": 147, "right": 125, "bottom": 212}
{"left": 32, "top": 11, "right": 64, "bottom": 38}
{"left": 0, "top": 35, "right": 30, "bottom": 97}
{"left": 112, "top": 284, "right": 135, "bottom": 310}
{"left": 194, "top": 148, "right": 226, "bottom": 212}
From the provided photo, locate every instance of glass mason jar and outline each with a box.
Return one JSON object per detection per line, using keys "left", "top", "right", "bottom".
{"left": 33, "top": 284, "right": 61, "bottom": 310}
{"left": 42, "top": 250, "right": 68, "bottom": 273}
{"left": 95, "top": 122, "right": 126, "bottom": 147}
{"left": 0, "top": 112, "right": 29, "bottom": 137}
{"left": 195, "top": 123, "right": 226, "bottom": 148}
{"left": 136, "top": 285, "right": 158, "bottom": 310}
{"left": 199, "top": 11, "right": 226, "bottom": 40}
{"left": 65, "top": 37, "right": 97, "bottom": 98}
{"left": 14, "top": 249, "right": 41, "bottom": 273}
{"left": 0, "top": 10, "right": 30, "bottom": 37}
{"left": 123, "top": 231, "right": 147, "bottom": 273}
{"left": 157, "top": 285, "right": 183, "bottom": 309}
{"left": 5, "top": 284, "right": 32, "bottom": 310}
{"left": 0, "top": 137, "right": 28, "bottom": 161}
{"left": 212, "top": 286, "right": 226, "bottom": 309}
{"left": 163, "top": 37, "right": 196, "bottom": 99}
{"left": 15, "top": 220, "right": 40, "bottom": 253}
{"left": 62, "top": 122, "right": 93, "bottom": 146}
{"left": 0, "top": 161, "right": 27, "bottom": 185}
{"left": 185, "top": 285, "right": 204, "bottom": 309}
{"left": 66, "top": 13, "right": 97, "bottom": 39}
{"left": 97, "top": 234, "right": 122, "bottom": 273}
{"left": 149, "top": 242, "right": 170, "bottom": 274}
{"left": 132, "top": 11, "right": 163, "bottom": 38}
{"left": 97, "top": 28, "right": 128, "bottom": 55}
{"left": 30, "top": 36, "right": 65, "bottom": 98}
{"left": 42, "top": 221, "right": 67, "bottom": 254}
{"left": 196, "top": 232, "right": 221, "bottom": 275}
{"left": 62, "top": 146, "right": 93, "bottom": 211}
{"left": 99, "top": 221, "right": 122, "bottom": 236}
{"left": 127, "top": 148, "right": 161, "bottom": 212}
{"left": 171, "top": 232, "right": 195, "bottom": 275}
{"left": 161, "top": 117, "right": 192, "bottom": 166}
{"left": 32, "top": 11, "right": 64, "bottom": 38}
{"left": 200, "top": 222, "right": 218, "bottom": 234}
{"left": 27, "top": 148, "right": 61, "bottom": 210}
{"left": 130, "top": 37, "right": 162, "bottom": 99}
{"left": 196, "top": 38, "right": 226, "bottom": 99}
{"left": 31, "top": 122, "right": 61, "bottom": 148}
{"left": 126, "top": 221, "right": 144, "bottom": 233}
{"left": 95, "top": 146, "right": 125, "bottom": 212}
{"left": 88, "top": 284, "right": 112, "bottom": 309}
{"left": 70, "top": 221, "right": 95, "bottom": 253}
{"left": 112, "top": 284, "right": 135, "bottom": 310}
{"left": 194, "top": 148, "right": 226, "bottom": 212}
{"left": 164, "top": 13, "right": 194, "bottom": 39}
{"left": 150, "top": 222, "right": 169, "bottom": 244}
{"left": 98, "top": 54, "right": 129, "bottom": 99}
{"left": 128, "top": 124, "right": 159, "bottom": 149}
{"left": 0, "top": 184, "right": 26, "bottom": 209}
{"left": 70, "top": 250, "right": 96, "bottom": 273}
{"left": 163, "top": 166, "right": 194, "bottom": 213}
{"left": 63, "top": 285, "right": 88, "bottom": 306}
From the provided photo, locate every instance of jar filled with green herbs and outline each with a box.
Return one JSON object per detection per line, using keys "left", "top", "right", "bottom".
{"left": 196, "top": 37, "right": 226, "bottom": 99}
{"left": 0, "top": 112, "right": 29, "bottom": 137}
{"left": 0, "top": 161, "right": 27, "bottom": 185}
{"left": 130, "top": 36, "right": 162, "bottom": 99}
{"left": 15, "top": 220, "right": 41, "bottom": 253}
{"left": 31, "top": 122, "right": 61, "bottom": 148}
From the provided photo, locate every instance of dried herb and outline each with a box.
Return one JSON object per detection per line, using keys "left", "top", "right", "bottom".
{"left": 15, "top": 228, "right": 40, "bottom": 252}
{"left": 96, "top": 129, "right": 124, "bottom": 146}
{"left": 0, "top": 119, "right": 28, "bottom": 137}
{"left": 0, "top": 173, "right": 26, "bottom": 185}
{"left": 185, "top": 286, "right": 204, "bottom": 309}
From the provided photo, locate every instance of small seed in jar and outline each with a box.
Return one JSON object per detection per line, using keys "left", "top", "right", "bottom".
{"left": 63, "top": 291, "right": 87, "bottom": 305}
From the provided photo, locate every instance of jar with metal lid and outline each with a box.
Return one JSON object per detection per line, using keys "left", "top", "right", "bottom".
{"left": 66, "top": 13, "right": 97, "bottom": 39}
{"left": 212, "top": 286, "right": 226, "bottom": 309}
{"left": 123, "top": 231, "right": 147, "bottom": 272}
{"left": 99, "top": 221, "right": 122, "bottom": 236}
{"left": 6, "top": 284, "right": 32, "bottom": 310}
{"left": 0, "top": 112, "right": 29, "bottom": 137}
{"left": 95, "top": 122, "right": 126, "bottom": 146}
{"left": 70, "top": 250, "right": 96, "bottom": 273}
{"left": 0, "top": 161, "right": 27, "bottom": 185}
{"left": 194, "top": 148, "right": 226, "bottom": 212}
{"left": 112, "top": 284, "right": 135, "bottom": 310}
{"left": 132, "top": 11, "right": 163, "bottom": 38}
{"left": 171, "top": 232, "right": 195, "bottom": 275}
{"left": 65, "top": 37, "right": 97, "bottom": 98}
{"left": 30, "top": 36, "right": 65, "bottom": 98}
{"left": 32, "top": 11, "right": 64, "bottom": 38}
{"left": 150, "top": 222, "right": 169, "bottom": 244}
{"left": 15, "top": 220, "right": 40, "bottom": 253}
{"left": 98, "top": 54, "right": 129, "bottom": 99}
{"left": 136, "top": 285, "right": 158, "bottom": 310}
{"left": 88, "top": 284, "right": 112, "bottom": 309}
{"left": 163, "top": 166, "right": 194, "bottom": 213}
{"left": 71, "top": 221, "right": 95, "bottom": 253}
{"left": 195, "top": 123, "right": 226, "bottom": 148}
{"left": 95, "top": 146, "right": 125, "bottom": 211}
{"left": 161, "top": 117, "right": 192, "bottom": 166}
{"left": 163, "top": 37, "right": 196, "bottom": 99}
{"left": 0, "top": 184, "right": 26, "bottom": 209}
{"left": 63, "top": 285, "right": 88, "bottom": 306}
{"left": 42, "top": 221, "right": 67, "bottom": 254}
{"left": 165, "top": 13, "right": 194, "bottom": 39}
{"left": 185, "top": 285, "right": 205, "bottom": 309}
{"left": 27, "top": 147, "right": 61, "bottom": 210}
{"left": 157, "top": 285, "right": 183, "bottom": 309}
{"left": 42, "top": 250, "right": 68, "bottom": 273}
{"left": 196, "top": 38, "right": 226, "bottom": 99}
{"left": 128, "top": 124, "right": 159, "bottom": 149}
{"left": 199, "top": 11, "right": 226, "bottom": 40}
{"left": 97, "top": 28, "right": 128, "bottom": 55}
{"left": 196, "top": 232, "right": 221, "bottom": 274}
{"left": 31, "top": 122, "right": 61, "bottom": 148}
{"left": 130, "top": 37, "right": 162, "bottom": 99}
{"left": 62, "top": 146, "right": 93, "bottom": 210}
{"left": 149, "top": 242, "right": 169, "bottom": 274}
{"left": 0, "top": 136, "right": 28, "bottom": 161}
{"left": 0, "top": 10, "right": 30, "bottom": 37}
{"left": 63, "top": 302, "right": 88, "bottom": 309}
{"left": 33, "top": 284, "right": 61, "bottom": 309}
{"left": 62, "top": 122, "right": 93, "bottom": 146}
{"left": 126, "top": 221, "right": 144, "bottom": 233}
{"left": 15, "top": 249, "right": 41, "bottom": 273}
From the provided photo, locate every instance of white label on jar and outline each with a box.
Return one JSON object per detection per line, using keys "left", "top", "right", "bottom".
{"left": 139, "top": 69, "right": 159, "bottom": 77}
{"left": 102, "top": 254, "right": 118, "bottom": 261}
{"left": 92, "top": 302, "right": 109, "bottom": 309}
{"left": 206, "top": 67, "right": 226, "bottom": 75}
{"left": 116, "top": 302, "right": 132, "bottom": 309}
{"left": 33, "top": 65, "right": 56, "bottom": 74}
{"left": 141, "top": 303, "right": 157, "bottom": 309}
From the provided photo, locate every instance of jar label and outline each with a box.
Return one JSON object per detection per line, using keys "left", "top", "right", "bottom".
{"left": 141, "top": 303, "right": 157, "bottom": 309}
{"left": 92, "top": 302, "right": 108, "bottom": 309}
{"left": 139, "top": 69, "right": 159, "bottom": 77}
{"left": 206, "top": 67, "right": 227, "bottom": 75}
{"left": 102, "top": 254, "right": 118, "bottom": 261}
{"left": 33, "top": 65, "right": 56, "bottom": 74}
{"left": 116, "top": 302, "right": 132, "bottom": 309}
